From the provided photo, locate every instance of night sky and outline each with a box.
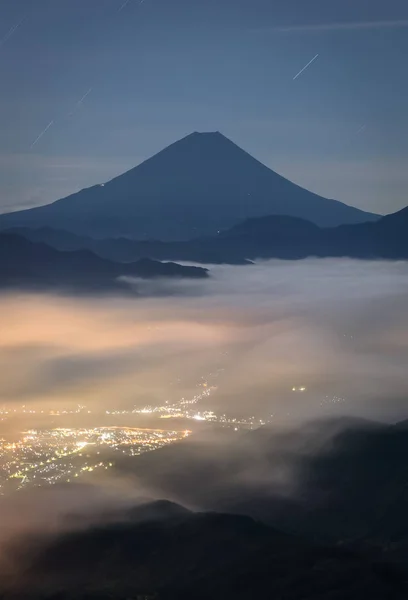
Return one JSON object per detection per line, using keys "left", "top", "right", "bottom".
{"left": 1, "top": 0, "right": 407, "bottom": 214}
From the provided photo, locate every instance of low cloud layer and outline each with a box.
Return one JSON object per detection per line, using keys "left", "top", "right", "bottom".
{"left": 1, "top": 259, "right": 408, "bottom": 421}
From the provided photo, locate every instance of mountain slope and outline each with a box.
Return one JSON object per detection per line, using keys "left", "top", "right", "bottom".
{"left": 6, "top": 501, "right": 408, "bottom": 600}
{"left": 0, "top": 132, "right": 377, "bottom": 240}
{"left": 107, "top": 418, "right": 408, "bottom": 554}
{"left": 0, "top": 233, "right": 208, "bottom": 293}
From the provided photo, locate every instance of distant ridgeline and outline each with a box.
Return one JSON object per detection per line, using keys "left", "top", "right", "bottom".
{"left": 6, "top": 206, "right": 408, "bottom": 265}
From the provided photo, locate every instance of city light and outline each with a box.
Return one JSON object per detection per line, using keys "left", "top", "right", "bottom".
{"left": 0, "top": 426, "right": 190, "bottom": 494}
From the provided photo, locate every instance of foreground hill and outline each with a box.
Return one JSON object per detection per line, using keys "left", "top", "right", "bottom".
{"left": 4, "top": 500, "right": 407, "bottom": 600}
{"left": 0, "top": 132, "right": 377, "bottom": 240}
{"left": 108, "top": 417, "right": 408, "bottom": 557}
{"left": 10, "top": 205, "right": 408, "bottom": 264}
{"left": 0, "top": 233, "right": 208, "bottom": 293}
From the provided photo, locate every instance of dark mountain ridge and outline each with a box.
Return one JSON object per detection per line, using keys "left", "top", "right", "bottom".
{"left": 112, "top": 417, "right": 408, "bottom": 552}
{"left": 0, "top": 132, "right": 377, "bottom": 240}
{"left": 4, "top": 499, "right": 407, "bottom": 600}
{"left": 9, "top": 204, "right": 408, "bottom": 265}
{"left": 0, "top": 232, "right": 208, "bottom": 293}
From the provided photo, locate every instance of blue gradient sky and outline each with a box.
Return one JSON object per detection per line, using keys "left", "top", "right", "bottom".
{"left": 0, "top": 0, "right": 407, "bottom": 215}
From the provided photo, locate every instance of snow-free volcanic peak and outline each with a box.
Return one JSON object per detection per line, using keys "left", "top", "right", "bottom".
{"left": 0, "top": 132, "right": 378, "bottom": 240}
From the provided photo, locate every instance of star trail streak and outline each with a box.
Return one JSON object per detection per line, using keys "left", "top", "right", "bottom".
{"left": 292, "top": 53, "right": 319, "bottom": 80}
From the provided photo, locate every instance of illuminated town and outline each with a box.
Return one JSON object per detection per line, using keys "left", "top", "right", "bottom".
{"left": 0, "top": 426, "right": 190, "bottom": 494}
{"left": 0, "top": 368, "right": 346, "bottom": 496}
{"left": 131, "top": 382, "right": 266, "bottom": 428}
{"left": 0, "top": 372, "right": 252, "bottom": 496}
{"left": 0, "top": 386, "right": 261, "bottom": 496}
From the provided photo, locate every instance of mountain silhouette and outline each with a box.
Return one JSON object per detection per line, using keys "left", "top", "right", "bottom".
{"left": 7, "top": 500, "right": 408, "bottom": 600}
{"left": 208, "top": 207, "right": 408, "bottom": 261}
{"left": 0, "top": 232, "right": 208, "bottom": 293}
{"left": 0, "top": 132, "right": 377, "bottom": 240}
{"left": 109, "top": 418, "right": 408, "bottom": 554}
{"left": 9, "top": 203, "right": 408, "bottom": 264}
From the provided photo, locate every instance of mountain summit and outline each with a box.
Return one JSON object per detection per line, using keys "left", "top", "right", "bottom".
{"left": 0, "top": 132, "right": 377, "bottom": 240}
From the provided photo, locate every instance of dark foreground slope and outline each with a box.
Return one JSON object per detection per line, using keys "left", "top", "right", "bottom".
{"left": 0, "top": 132, "right": 377, "bottom": 239}
{"left": 10, "top": 205, "right": 408, "bottom": 265}
{"left": 3, "top": 500, "right": 407, "bottom": 600}
{"left": 0, "top": 233, "right": 208, "bottom": 293}
{"left": 108, "top": 418, "right": 408, "bottom": 557}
